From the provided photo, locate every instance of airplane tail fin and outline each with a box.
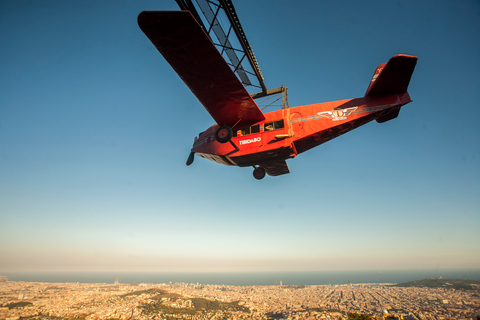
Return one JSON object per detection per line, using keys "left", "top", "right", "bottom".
{"left": 365, "top": 54, "right": 417, "bottom": 97}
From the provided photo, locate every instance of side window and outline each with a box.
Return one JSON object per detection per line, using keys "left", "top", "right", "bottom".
{"left": 240, "top": 124, "right": 260, "bottom": 136}
{"left": 264, "top": 119, "right": 284, "bottom": 131}
{"left": 274, "top": 120, "right": 284, "bottom": 130}
{"left": 264, "top": 123, "right": 274, "bottom": 131}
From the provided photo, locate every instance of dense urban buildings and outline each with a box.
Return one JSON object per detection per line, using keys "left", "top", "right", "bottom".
{"left": 1, "top": 276, "right": 479, "bottom": 320}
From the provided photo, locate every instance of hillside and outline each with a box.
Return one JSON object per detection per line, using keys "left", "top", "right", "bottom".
{"left": 395, "top": 278, "right": 480, "bottom": 291}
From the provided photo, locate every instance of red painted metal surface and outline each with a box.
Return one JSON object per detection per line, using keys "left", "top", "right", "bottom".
{"left": 138, "top": 11, "right": 265, "bottom": 128}
{"left": 192, "top": 91, "right": 413, "bottom": 165}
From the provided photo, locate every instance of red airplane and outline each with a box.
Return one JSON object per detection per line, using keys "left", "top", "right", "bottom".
{"left": 138, "top": 8, "right": 417, "bottom": 180}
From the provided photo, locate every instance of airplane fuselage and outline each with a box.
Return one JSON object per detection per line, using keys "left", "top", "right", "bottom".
{"left": 192, "top": 91, "right": 412, "bottom": 168}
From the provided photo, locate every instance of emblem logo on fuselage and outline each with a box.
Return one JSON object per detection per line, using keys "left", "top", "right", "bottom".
{"left": 317, "top": 107, "right": 358, "bottom": 121}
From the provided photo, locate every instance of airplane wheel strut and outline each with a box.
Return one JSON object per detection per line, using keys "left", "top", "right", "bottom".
{"left": 253, "top": 166, "right": 266, "bottom": 180}
{"left": 215, "top": 126, "right": 233, "bottom": 143}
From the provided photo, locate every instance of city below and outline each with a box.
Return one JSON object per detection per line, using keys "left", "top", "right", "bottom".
{"left": 1, "top": 276, "right": 479, "bottom": 320}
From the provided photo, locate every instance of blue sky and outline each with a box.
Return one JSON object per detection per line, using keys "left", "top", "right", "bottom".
{"left": 1, "top": 0, "right": 479, "bottom": 273}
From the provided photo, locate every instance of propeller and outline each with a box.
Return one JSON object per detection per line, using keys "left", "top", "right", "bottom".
{"left": 186, "top": 150, "right": 195, "bottom": 166}
{"left": 186, "top": 136, "right": 197, "bottom": 166}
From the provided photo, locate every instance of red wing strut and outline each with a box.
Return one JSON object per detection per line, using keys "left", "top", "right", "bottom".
{"left": 138, "top": 11, "right": 265, "bottom": 128}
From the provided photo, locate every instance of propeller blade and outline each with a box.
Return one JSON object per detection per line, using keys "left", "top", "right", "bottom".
{"left": 186, "top": 151, "right": 195, "bottom": 166}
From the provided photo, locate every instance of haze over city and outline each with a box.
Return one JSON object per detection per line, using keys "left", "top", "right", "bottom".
{"left": 1, "top": 0, "right": 479, "bottom": 273}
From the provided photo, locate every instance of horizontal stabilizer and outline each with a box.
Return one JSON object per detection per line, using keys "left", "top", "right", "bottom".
{"left": 365, "top": 54, "right": 418, "bottom": 96}
{"left": 376, "top": 107, "right": 401, "bottom": 123}
{"left": 261, "top": 159, "right": 290, "bottom": 176}
{"left": 138, "top": 11, "right": 265, "bottom": 128}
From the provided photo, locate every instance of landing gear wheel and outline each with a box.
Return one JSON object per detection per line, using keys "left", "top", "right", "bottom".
{"left": 215, "top": 126, "right": 233, "bottom": 143}
{"left": 253, "top": 167, "right": 266, "bottom": 180}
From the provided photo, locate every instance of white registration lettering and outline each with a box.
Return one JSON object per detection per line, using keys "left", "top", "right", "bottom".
{"left": 239, "top": 137, "right": 261, "bottom": 145}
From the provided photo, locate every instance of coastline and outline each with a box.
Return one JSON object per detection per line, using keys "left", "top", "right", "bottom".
{"left": 2, "top": 269, "right": 479, "bottom": 286}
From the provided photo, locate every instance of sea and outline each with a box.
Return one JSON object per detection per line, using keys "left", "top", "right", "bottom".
{"left": 2, "top": 270, "right": 480, "bottom": 286}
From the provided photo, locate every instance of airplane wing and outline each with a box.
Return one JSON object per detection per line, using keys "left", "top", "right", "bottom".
{"left": 261, "top": 159, "right": 290, "bottom": 177}
{"left": 138, "top": 11, "right": 265, "bottom": 128}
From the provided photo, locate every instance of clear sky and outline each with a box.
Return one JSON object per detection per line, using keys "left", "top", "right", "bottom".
{"left": 1, "top": 0, "right": 479, "bottom": 273}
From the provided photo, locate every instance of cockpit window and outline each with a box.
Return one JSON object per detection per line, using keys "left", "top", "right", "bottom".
{"left": 264, "top": 119, "right": 284, "bottom": 131}
{"left": 234, "top": 121, "right": 283, "bottom": 137}
{"left": 240, "top": 124, "right": 260, "bottom": 136}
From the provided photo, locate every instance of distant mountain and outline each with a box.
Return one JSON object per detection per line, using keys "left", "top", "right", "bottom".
{"left": 395, "top": 278, "right": 480, "bottom": 291}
